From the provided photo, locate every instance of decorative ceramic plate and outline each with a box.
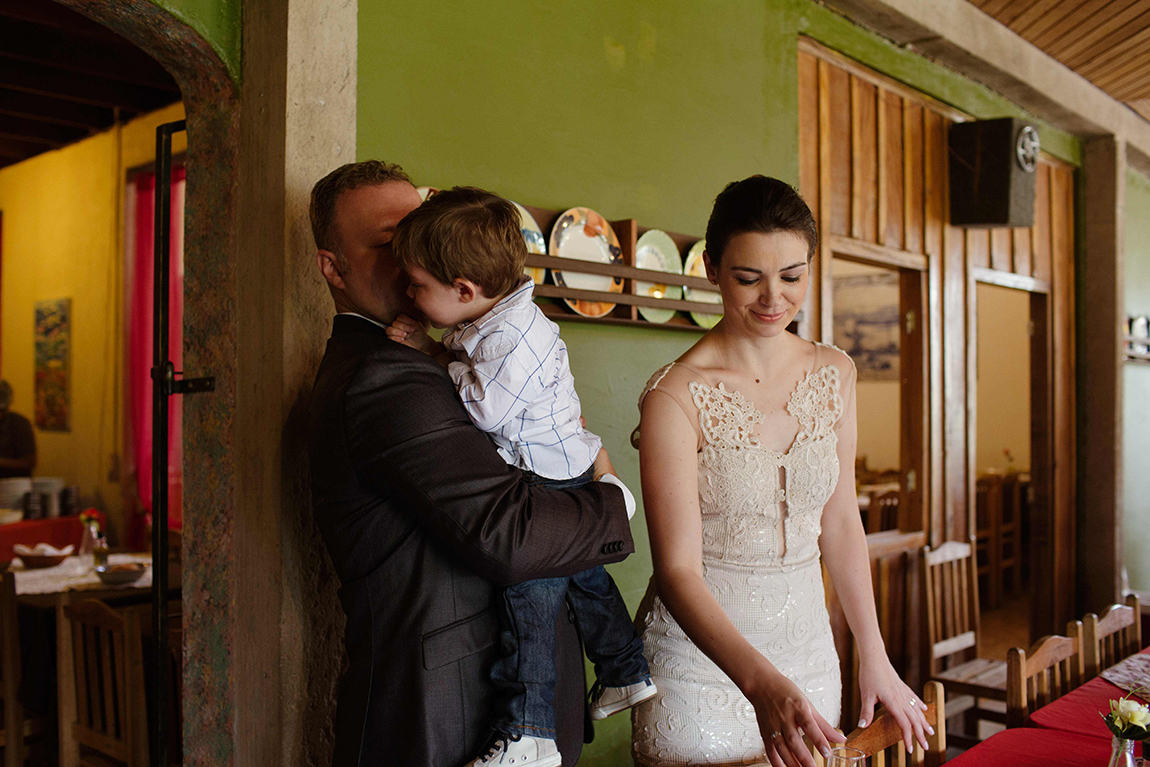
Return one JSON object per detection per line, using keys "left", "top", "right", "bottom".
{"left": 511, "top": 201, "right": 547, "bottom": 285}
{"left": 549, "top": 206, "right": 623, "bottom": 318}
{"left": 634, "top": 230, "right": 683, "bottom": 324}
{"left": 416, "top": 186, "right": 439, "bottom": 201}
{"left": 683, "top": 240, "right": 723, "bottom": 329}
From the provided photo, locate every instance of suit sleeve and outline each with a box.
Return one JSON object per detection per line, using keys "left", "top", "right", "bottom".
{"left": 344, "top": 348, "right": 633, "bottom": 585}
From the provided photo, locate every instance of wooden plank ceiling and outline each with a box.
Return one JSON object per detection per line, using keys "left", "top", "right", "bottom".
{"left": 967, "top": 0, "right": 1150, "bottom": 122}
{"left": 0, "top": 0, "right": 180, "bottom": 170}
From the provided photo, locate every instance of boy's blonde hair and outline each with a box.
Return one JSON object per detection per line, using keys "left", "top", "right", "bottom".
{"left": 393, "top": 186, "right": 527, "bottom": 299}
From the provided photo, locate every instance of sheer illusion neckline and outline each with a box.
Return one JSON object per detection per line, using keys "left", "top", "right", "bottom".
{"left": 684, "top": 361, "right": 837, "bottom": 457}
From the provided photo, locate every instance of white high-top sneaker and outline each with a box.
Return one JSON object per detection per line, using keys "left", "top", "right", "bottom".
{"left": 467, "top": 733, "right": 561, "bottom": 767}
{"left": 589, "top": 679, "right": 658, "bottom": 720}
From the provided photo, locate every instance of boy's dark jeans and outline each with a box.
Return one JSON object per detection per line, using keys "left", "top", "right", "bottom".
{"left": 491, "top": 467, "right": 650, "bottom": 739}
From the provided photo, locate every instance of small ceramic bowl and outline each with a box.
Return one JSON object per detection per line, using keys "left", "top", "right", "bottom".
{"left": 95, "top": 562, "right": 148, "bottom": 586}
{"left": 19, "top": 553, "right": 69, "bottom": 569}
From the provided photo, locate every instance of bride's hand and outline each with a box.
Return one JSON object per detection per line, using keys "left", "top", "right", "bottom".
{"left": 857, "top": 655, "right": 933, "bottom": 754}
{"left": 746, "top": 671, "right": 844, "bottom": 767}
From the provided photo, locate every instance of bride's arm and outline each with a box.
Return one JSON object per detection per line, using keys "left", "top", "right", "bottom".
{"left": 817, "top": 359, "right": 932, "bottom": 751}
{"left": 640, "top": 390, "right": 841, "bottom": 767}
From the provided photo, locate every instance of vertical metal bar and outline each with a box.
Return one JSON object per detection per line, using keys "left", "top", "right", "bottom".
{"left": 151, "top": 118, "right": 184, "bottom": 767}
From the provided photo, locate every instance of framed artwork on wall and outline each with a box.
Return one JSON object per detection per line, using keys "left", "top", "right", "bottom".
{"left": 34, "top": 297, "right": 70, "bottom": 431}
{"left": 832, "top": 272, "right": 900, "bottom": 381}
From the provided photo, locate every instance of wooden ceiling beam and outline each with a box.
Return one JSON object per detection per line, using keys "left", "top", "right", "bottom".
{"left": 0, "top": 115, "right": 90, "bottom": 146}
{"left": 0, "top": 89, "right": 113, "bottom": 129}
{"left": 0, "top": 58, "right": 173, "bottom": 112}
{"left": 0, "top": 0, "right": 130, "bottom": 45}
{"left": 0, "top": 19, "right": 178, "bottom": 92}
{"left": 0, "top": 136, "right": 54, "bottom": 157}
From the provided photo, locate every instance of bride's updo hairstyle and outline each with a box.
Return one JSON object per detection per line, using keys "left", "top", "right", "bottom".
{"left": 704, "top": 176, "right": 818, "bottom": 266}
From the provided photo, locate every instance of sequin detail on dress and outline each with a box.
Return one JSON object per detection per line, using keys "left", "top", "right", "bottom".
{"left": 632, "top": 353, "right": 844, "bottom": 766}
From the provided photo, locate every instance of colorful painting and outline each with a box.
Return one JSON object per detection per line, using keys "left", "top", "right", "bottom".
{"left": 833, "top": 273, "right": 900, "bottom": 381}
{"left": 34, "top": 298, "right": 70, "bottom": 431}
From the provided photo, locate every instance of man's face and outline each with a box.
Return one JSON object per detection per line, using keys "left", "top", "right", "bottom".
{"left": 325, "top": 181, "right": 423, "bottom": 323}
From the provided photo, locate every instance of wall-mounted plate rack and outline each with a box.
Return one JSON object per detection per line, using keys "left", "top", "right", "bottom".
{"left": 519, "top": 204, "right": 721, "bottom": 332}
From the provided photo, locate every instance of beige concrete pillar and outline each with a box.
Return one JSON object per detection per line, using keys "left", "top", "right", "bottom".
{"left": 235, "top": 0, "right": 355, "bottom": 762}
{"left": 1077, "top": 136, "right": 1127, "bottom": 614}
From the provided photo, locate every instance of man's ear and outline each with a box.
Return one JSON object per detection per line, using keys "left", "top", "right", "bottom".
{"left": 454, "top": 278, "right": 480, "bottom": 303}
{"left": 317, "top": 250, "right": 345, "bottom": 290}
{"left": 703, "top": 250, "right": 719, "bottom": 284}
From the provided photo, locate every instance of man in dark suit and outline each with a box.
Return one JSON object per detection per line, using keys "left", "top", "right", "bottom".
{"left": 308, "top": 161, "right": 635, "bottom": 767}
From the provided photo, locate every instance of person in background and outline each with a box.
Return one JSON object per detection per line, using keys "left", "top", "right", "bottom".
{"left": 0, "top": 381, "right": 36, "bottom": 479}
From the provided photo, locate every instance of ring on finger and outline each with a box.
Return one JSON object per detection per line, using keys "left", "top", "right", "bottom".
{"left": 770, "top": 730, "right": 782, "bottom": 739}
{"left": 908, "top": 698, "right": 918, "bottom": 707}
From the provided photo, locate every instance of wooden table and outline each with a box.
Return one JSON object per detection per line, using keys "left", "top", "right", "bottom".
{"left": 12, "top": 553, "right": 169, "bottom": 767}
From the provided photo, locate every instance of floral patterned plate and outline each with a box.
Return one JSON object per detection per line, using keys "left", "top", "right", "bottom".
{"left": 511, "top": 201, "right": 547, "bottom": 285}
{"left": 549, "top": 206, "right": 623, "bottom": 318}
{"left": 634, "top": 229, "right": 682, "bottom": 324}
{"left": 683, "top": 239, "right": 722, "bottom": 328}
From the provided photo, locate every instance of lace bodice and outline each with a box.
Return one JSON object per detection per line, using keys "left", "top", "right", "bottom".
{"left": 642, "top": 356, "right": 844, "bottom": 567}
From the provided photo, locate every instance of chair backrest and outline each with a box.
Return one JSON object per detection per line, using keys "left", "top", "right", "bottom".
{"left": 1084, "top": 593, "right": 1142, "bottom": 679}
{"left": 1, "top": 571, "right": 25, "bottom": 767}
{"left": 922, "top": 538, "right": 980, "bottom": 672}
{"left": 1006, "top": 621, "right": 1084, "bottom": 728}
{"left": 815, "top": 681, "right": 946, "bottom": 767}
{"left": 65, "top": 599, "right": 148, "bottom": 766}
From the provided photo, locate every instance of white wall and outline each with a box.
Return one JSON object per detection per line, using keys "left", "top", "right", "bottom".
{"left": 976, "top": 283, "right": 1031, "bottom": 473}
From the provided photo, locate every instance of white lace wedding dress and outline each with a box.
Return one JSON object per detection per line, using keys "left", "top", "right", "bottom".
{"left": 632, "top": 349, "right": 846, "bottom": 767}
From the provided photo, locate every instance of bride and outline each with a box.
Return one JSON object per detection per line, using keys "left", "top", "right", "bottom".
{"left": 631, "top": 176, "right": 931, "bottom": 767}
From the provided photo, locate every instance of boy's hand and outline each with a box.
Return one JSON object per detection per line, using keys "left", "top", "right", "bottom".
{"left": 593, "top": 447, "right": 617, "bottom": 480}
{"left": 386, "top": 315, "right": 435, "bottom": 354}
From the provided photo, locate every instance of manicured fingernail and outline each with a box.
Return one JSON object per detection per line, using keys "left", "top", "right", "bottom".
{"left": 908, "top": 742, "right": 914, "bottom": 754}
{"left": 927, "top": 725, "right": 935, "bottom": 735}
{"left": 821, "top": 747, "right": 831, "bottom": 758}
{"left": 858, "top": 719, "right": 866, "bottom": 728}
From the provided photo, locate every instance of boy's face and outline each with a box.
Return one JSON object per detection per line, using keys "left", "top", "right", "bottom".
{"left": 405, "top": 264, "right": 475, "bottom": 329}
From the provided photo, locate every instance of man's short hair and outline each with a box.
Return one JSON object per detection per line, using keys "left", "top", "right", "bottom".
{"left": 0, "top": 381, "right": 11, "bottom": 410}
{"left": 393, "top": 186, "right": 527, "bottom": 299}
{"left": 309, "top": 160, "right": 412, "bottom": 260}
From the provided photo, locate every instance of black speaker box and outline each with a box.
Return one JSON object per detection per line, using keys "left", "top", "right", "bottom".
{"left": 948, "top": 117, "right": 1037, "bottom": 228}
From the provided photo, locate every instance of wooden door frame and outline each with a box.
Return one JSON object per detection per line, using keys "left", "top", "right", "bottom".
{"left": 970, "top": 269, "right": 1057, "bottom": 644}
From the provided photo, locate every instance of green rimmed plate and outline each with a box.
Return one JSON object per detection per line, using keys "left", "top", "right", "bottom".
{"left": 683, "top": 240, "right": 723, "bottom": 329}
{"left": 634, "top": 230, "right": 683, "bottom": 324}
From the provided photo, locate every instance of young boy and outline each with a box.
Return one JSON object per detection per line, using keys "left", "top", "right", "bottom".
{"left": 387, "top": 187, "right": 655, "bottom": 767}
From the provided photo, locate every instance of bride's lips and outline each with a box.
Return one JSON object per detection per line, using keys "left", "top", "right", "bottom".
{"left": 751, "top": 308, "right": 787, "bottom": 323}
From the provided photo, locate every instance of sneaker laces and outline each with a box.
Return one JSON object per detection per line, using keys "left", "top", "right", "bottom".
{"left": 479, "top": 730, "right": 520, "bottom": 764}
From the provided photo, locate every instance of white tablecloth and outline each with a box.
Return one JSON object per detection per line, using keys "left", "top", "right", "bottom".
{"left": 12, "top": 553, "right": 154, "bottom": 596}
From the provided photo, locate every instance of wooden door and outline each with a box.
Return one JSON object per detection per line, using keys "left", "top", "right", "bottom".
{"left": 798, "top": 38, "right": 1077, "bottom": 718}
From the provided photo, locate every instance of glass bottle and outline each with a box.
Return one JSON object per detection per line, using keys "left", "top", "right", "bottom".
{"left": 93, "top": 532, "right": 109, "bottom": 568}
{"left": 1108, "top": 735, "right": 1137, "bottom": 767}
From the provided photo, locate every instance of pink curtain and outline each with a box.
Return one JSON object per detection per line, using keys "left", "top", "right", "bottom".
{"left": 126, "top": 167, "right": 184, "bottom": 548}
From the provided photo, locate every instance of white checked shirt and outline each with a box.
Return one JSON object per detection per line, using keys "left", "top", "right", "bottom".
{"left": 442, "top": 277, "right": 602, "bottom": 481}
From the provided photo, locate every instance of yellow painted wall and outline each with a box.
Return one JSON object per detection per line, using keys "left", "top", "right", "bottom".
{"left": 976, "top": 282, "right": 1031, "bottom": 473}
{"left": 0, "top": 103, "right": 186, "bottom": 543}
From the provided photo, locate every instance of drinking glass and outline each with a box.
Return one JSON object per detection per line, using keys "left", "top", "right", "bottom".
{"left": 827, "top": 746, "right": 866, "bottom": 767}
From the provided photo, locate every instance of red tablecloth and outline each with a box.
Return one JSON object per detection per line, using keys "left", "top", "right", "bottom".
{"left": 946, "top": 728, "right": 1115, "bottom": 766}
{"left": 0, "top": 513, "right": 104, "bottom": 562}
{"left": 1029, "top": 646, "right": 1150, "bottom": 740}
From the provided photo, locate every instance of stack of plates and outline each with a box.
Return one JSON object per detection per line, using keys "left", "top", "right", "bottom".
{"left": 33, "top": 477, "right": 64, "bottom": 518}
{"left": 0, "top": 478, "right": 31, "bottom": 510}
{"left": 683, "top": 240, "right": 723, "bottom": 329}
{"left": 549, "top": 207, "right": 624, "bottom": 318}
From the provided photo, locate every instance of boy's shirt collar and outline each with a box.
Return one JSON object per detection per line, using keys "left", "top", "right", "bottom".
{"left": 444, "top": 276, "right": 534, "bottom": 350}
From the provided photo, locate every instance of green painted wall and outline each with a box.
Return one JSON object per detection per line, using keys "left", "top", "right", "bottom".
{"left": 1124, "top": 169, "right": 1150, "bottom": 591}
{"left": 152, "top": 0, "right": 241, "bottom": 82}
{"left": 356, "top": 1, "right": 1082, "bottom": 762}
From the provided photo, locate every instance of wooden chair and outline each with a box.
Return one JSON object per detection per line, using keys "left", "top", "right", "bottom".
{"left": 1005, "top": 621, "right": 1084, "bottom": 728}
{"left": 65, "top": 599, "right": 148, "bottom": 766}
{"left": 867, "top": 490, "right": 900, "bottom": 533}
{"left": 814, "top": 681, "right": 947, "bottom": 767}
{"left": 974, "top": 475, "right": 1004, "bottom": 609}
{"left": 1, "top": 571, "right": 45, "bottom": 767}
{"left": 922, "top": 539, "right": 1004, "bottom": 747}
{"left": 1083, "top": 594, "right": 1142, "bottom": 679}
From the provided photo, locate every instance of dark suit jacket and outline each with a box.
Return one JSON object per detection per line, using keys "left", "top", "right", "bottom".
{"left": 309, "top": 315, "right": 634, "bottom": 767}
